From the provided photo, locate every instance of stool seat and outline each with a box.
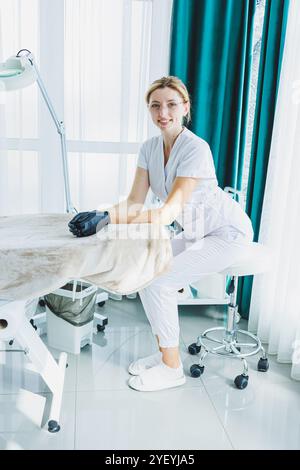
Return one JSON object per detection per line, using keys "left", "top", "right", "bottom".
{"left": 221, "top": 242, "right": 273, "bottom": 277}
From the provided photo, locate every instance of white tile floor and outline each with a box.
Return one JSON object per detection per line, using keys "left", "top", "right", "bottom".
{"left": 0, "top": 297, "right": 300, "bottom": 450}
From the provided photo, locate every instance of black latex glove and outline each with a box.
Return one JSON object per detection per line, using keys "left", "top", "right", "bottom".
{"left": 68, "top": 210, "right": 110, "bottom": 237}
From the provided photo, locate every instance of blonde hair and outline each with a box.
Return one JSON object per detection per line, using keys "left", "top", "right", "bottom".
{"left": 145, "top": 76, "right": 191, "bottom": 124}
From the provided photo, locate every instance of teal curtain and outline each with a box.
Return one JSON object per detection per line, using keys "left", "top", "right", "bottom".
{"left": 170, "top": 0, "right": 256, "bottom": 190}
{"left": 170, "top": 0, "right": 290, "bottom": 317}
{"left": 239, "top": 0, "right": 290, "bottom": 316}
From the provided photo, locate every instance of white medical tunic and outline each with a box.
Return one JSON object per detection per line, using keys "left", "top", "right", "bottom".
{"left": 137, "top": 128, "right": 253, "bottom": 242}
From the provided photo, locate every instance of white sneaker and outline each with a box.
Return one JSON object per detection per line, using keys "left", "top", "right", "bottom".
{"left": 128, "top": 351, "right": 162, "bottom": 376}
{"left": 128, "top": 362, "right": 186, "bottom": 392}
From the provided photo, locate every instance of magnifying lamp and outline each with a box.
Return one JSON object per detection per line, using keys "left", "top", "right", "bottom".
{"left": 0, "top": 49, "right": 76, "bottom": 213}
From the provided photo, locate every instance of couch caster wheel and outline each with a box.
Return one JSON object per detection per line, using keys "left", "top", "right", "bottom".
{"left": 97, "top": 324, "right": 105, "bottom": 332}
{"left": 48, "top": 420, "right": 60, "bottom": 433}
{"left": 98, "top": 301, "right": 105, "bottom": 307}
{"left": 188, "top": 343, "right": 201, "bottom": 355}
{"left": 190, "top": 364, "right": 204, "bottom": 378}
{"left": 257, "top": 357, "right": 269, "bottom": 372}
{"left": 39, "top": 299, "right": 46, "bottom": 307}
{"left": 234, "top": 374, "right": 249, "bottom": 389}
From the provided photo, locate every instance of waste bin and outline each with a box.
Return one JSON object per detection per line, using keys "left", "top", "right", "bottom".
{"left": 45, "top": 281, "right": 97, "bottom": 354}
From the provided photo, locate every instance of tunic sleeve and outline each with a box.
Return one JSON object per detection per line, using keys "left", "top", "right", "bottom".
{"left": 137, "top": 142, "right": 148, "bottom": 170}
{"left": 176, "top": 140, "right": 216, "bottom": 179}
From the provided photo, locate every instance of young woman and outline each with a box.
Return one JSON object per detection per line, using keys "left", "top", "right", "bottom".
{"left": 69, "top": 76, "right": 253, "bottom": 392}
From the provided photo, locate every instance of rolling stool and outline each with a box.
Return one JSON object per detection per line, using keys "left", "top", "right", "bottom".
{"left": 188, "top": 242, "right": 273, "bottom": 389}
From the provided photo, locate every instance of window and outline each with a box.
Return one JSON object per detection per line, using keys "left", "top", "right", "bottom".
{"left": 0, "top": 0, "right": 172, "bottom": 214}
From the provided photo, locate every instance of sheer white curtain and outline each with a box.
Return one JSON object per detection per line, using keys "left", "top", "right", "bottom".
{"left": 0, "top": 8, "right": 6, "bottom": 215}
{"left": 0, "top": 0, "right": 39, "bottom": 215}
{"left": 0, "top": 0, "right": 173, "bottom": 214}
{"left": 248, "top": 0, "right": 300, "bottom": 380}
{"left": 64, "top": 0, "right": 172, "bottom": 210}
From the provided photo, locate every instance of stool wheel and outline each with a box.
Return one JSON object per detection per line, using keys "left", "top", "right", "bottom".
{"left": 97, "top": 301, "right": 106, "bottom": 307}
{"left": 234, "top": 374, "right": 249, "bottom": 389}
{"left": 48, "top": 420, "right": 60, "bottom": 433}
{"left": 188, "top": 343, "right": 201, "bottom": 355}
{"left": 190, "top": 364, "right": 204, "bottom": 378}
{"left": 97, "top": 324, "right": 105, "bottom": 332}
{"left": 257, "top": 357, "right": 269, "bottom": 372}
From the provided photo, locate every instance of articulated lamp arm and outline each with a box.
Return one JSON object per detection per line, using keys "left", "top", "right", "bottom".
{"left": 0, "top": 49, "right": 76, "bottom": 213}
{"left": 17, "top": 50, "right": 77, "bottom": 214}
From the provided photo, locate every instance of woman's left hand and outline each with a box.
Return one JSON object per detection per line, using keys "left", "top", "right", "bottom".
{"left": 68, "top": 210, "right": 110, "bottom": 237}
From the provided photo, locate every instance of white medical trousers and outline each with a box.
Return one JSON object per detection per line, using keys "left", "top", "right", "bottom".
{"left": 139, "top": 232, "right": 252, "bottom": 348}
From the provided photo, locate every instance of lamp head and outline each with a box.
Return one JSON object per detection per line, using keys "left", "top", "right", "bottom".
{"left": 0, "top": 54, "right": 37, "bottom": 91}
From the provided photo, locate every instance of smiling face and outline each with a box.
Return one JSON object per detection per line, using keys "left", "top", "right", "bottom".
{"left": 148, "top": 87, "right": 190, "bottom": 133}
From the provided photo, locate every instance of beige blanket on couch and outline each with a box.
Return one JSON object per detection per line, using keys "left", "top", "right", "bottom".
{"left": 0, "top": 214, "right": 172, "bottom": 301}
